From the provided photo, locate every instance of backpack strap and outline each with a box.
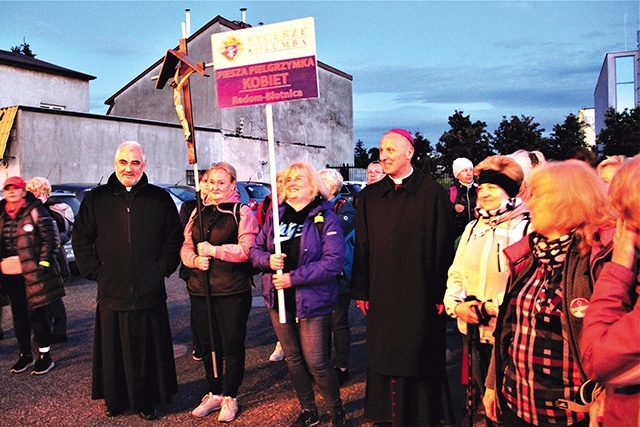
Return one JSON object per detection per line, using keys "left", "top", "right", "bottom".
{"left": 314, "top": 212, "right": 325, "bottom": 236}
{"left": 522, "top": 212, "right": 532, "bottom": 237}
{"left": 449, "top": 185, "right": 458, "bottom": 204}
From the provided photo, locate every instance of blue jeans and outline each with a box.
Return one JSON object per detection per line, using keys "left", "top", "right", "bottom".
{"left": 269, "top": 310, "right": 343, "bottom": 414}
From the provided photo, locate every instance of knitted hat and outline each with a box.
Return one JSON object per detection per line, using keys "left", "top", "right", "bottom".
{"left": 452, "top": 158, "right": 473, "bottom": 178}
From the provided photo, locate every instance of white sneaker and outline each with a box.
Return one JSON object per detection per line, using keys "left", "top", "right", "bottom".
{"left": 269, "top": 341, "right": 284, "bottom": 362}
{"left": 191, "top": 392, "right": 223, "bottom": 417}
{"left": 218, "top": 396, "right": 238, "bottom": 422}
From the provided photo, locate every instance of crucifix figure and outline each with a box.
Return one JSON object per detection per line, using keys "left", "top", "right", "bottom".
{"left": 170, "top": 66, "right": 196, "bottom": 142}
{"left": 154, "top": 38, "right": 208, "bottom": 164}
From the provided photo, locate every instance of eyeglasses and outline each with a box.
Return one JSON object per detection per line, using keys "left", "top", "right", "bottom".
{"left": 529, "top": 152, "right": 540, "bottom": 166}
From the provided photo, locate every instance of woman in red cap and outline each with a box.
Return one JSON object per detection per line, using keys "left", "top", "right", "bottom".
{"left": 0, "top": 176, "right": 64, "bottom": 375}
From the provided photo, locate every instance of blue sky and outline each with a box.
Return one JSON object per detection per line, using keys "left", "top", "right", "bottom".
{"left": 2, "top": 1, "right": 638, "bottom": 147}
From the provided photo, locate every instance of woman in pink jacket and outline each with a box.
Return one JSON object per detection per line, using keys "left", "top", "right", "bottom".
{"left": 580, "top": 155, "right": 640, "bottom": 427}
{"left": 180, "top": 162, "right": 259, "bottom": 423}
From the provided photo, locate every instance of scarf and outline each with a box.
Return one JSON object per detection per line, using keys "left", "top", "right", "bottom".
{"left": 532, "top": 232, "right": 573, "bottom": 273}
{"left": 475, "top": 198, "right": 518, "bottom": 221}
{"left": 4, "top": 198, "right": 26, "bottom": 219}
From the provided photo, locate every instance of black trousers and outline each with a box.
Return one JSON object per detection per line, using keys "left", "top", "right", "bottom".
{"left": 2, "top": 273, "right": 51, "bottom": 353}
{"left": 190, "top": 291, "right": 252, "bottom": 397}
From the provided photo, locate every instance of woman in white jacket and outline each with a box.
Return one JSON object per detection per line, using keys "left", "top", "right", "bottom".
{"left": 444, "top": 155, "right": 531, "bottom": 411}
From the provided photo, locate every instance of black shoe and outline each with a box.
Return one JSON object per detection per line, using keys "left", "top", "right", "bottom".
{"left": 105, "top": 408, "right": 121, "bottom": 417}
{"left": 334, "top": 366, "right": 349, "bottom": 386}
{"left": 50, "top": 333, "right": 68, "bottom": 344}
{"left": 31, "top": 352, "right": 55, "bottom": 375}
{"left": 330, "top": 409, "right": 349, "bottom": 426}
{"left": 10, "top": 353, "right": 35, "bottom": 373}
{"left": 138, "top": 406, "right": 157, "bottom": 421}
{"left": 291, "top": 408, "right": 319, "bottom": 427}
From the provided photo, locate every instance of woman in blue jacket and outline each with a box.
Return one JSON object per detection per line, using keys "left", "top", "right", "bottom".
{"left": 250, "top": 161, "right": 347, "bottom": 427}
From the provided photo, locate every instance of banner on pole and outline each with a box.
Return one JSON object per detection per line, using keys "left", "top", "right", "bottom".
{"left": 211, "top": 17, "right": 319, "bottom": 109}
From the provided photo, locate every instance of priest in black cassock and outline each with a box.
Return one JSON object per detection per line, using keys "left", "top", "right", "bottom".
{"left": 352, "top": 129, "right": 455, "bottom": 426}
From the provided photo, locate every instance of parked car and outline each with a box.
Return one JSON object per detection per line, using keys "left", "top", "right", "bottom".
{"left": 51, "top": 183, "right": 98, "bottom": 205}
{"left": 48, "top": 190, "right": 89, "bottom": 266}
{"left": 339, "top": 182, "right": 363, "bottom": 204}
{"left": 236, "top": 181, "right": 271, "bottom": 213}
{"left": 155, "top": 183, "right": 196, "bottom": 211}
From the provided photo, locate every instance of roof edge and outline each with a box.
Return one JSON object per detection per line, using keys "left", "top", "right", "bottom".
{"left": 0, "top": 49, "right": 96, "bottom": 81}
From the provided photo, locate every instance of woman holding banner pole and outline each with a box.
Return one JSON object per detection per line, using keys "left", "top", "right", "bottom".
{"left": 181, "top": 162, "right": 259, "bottom": 422}
{"left": 250, "top": 161, "right": 348, "bottom": 426}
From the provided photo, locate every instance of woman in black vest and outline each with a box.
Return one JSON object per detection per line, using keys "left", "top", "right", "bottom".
{"left": 180, "top": 162, "right": 259, "bottom": 423}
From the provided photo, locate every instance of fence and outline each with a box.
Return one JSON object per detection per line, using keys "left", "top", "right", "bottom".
{"left": 326, "top": 164, "right": 366, "bottom": 182}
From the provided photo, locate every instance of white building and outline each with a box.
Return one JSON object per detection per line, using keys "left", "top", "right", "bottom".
{"left": 593, "top": 49, "right": 640, "bottom": 136}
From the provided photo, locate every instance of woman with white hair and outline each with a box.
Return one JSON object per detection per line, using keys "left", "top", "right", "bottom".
{"left": 26, "top": 176, "right": 74, "bottom": 343}
{"left": 319, "top": 168, "right": 356, "bottom": 386}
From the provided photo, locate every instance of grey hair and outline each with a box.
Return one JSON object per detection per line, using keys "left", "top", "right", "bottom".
{"left": 318, "top": 168, "right": 343, "bottom": 197}
{"left": 116, "top": 140, "right": 146, "bottom": 161}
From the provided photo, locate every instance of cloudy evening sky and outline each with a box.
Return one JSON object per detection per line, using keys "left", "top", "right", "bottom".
{"left": 2, "top": 0, "right": 638, "bottom": 147}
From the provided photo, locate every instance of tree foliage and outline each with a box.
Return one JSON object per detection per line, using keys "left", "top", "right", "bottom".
{"left": 597, "top": 107, "right": 640, "bottom": 157}
{"left": 10, "top": 38, "right": 36, "bottom": 58}
{"left": 545, "top": 113, "right": 588, "bottom": 160}
{"left": 411, "top": 131, "right": 433, "bottom": 174}
{"left": 367, "top": 147, "right": 379, "bottom": 162}
{"left": 354, "top": 139, "right": 369, "bottom": 167}
{"left": 435, "top": 111, "right": 493, "bottom": 169}
{"left": 492, "top": 115, "right": 545, "bottom": 155}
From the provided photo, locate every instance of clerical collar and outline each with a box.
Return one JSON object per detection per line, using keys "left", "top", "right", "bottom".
{"left": 390, "top": 167, "right": 414, "bottom": 185}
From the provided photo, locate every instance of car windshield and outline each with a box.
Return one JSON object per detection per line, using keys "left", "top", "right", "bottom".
{"left": 167, "top": 186, "right": 196, "bottom": 201}
{"left": 243, "top": 184, "right": 271, "bottom": 199}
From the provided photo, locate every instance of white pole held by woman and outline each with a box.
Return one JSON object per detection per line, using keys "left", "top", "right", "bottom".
{"left": 265, "top": 103, "right": 287, "bottom": 323}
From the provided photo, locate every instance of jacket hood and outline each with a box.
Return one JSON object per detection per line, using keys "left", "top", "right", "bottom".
{"left": 203, "top": 187, "right": 242, "bottom": 206}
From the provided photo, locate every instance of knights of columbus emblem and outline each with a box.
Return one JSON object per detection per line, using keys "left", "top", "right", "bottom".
{"left": 219, "top": 35, "right": 243, "bottom": 61}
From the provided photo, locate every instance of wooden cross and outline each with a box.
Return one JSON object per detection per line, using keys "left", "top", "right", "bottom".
{"left": 154, "top": 38, "right": 208, "bottom": 164}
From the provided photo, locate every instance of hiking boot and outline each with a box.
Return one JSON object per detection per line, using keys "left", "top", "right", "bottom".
{"left": 218, "top": 396, "right": 238, "bottom": 422}
{"left": 10, "top": 353, "right": 34, "bottom": 373}
{"left": 291, "top": 408, "right": 319, "bottom": 427}
{"left": 269, "top": 341, "right": 284, "bottom": 362}
{"left": 191, "top": 392, "right": 223, "bottom": 417}
{"left": 31, "top": 352, "right": 55, "bottom": 375}
{"left": 330, "top": 408, "right": 349, "bottom": 426}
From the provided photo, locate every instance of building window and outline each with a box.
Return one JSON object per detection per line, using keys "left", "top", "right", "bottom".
{"left": 40, "top": 103, "right": 65, "bottom": 111}
{"left": 615, "top": 55, "right": 635, "bottom": 112}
